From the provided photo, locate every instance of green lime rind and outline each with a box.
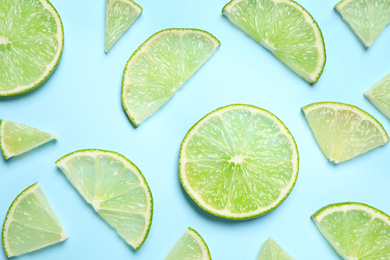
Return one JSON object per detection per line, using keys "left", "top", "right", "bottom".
{"left": 364, "top": 73, "right": 390, "bottom": 119}
{"left": 179, "top": 104, "right": 299, "bottom": 220}
{"left": 56, "top": 149, "right": 153, "bottom": 250}
{"left": 187, "top": 227, "right": 212, "bottom": 260}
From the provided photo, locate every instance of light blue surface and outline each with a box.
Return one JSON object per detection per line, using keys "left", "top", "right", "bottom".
{"left": 1, "top": 0, "right": 390, "bottom": 259}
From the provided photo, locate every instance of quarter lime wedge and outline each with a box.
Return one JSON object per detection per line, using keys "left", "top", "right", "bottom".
{"left": 303, "top": 102, "right": 389, "bottom": 164}
{"left": 312, "top": 202, "right": 390, "bottom": 260}
{"left": 122, "top": 28, "right": 220, "bottom": 126}
{"left": 223, "top": 0, "right": 326, "bottom": 84}
{"left": 165, "top": 228, "right": 211, "bottom": 260}
{"left": 179, "top": 104, "right": 299, "bottom": 219}
{"left": 364, "top": 73, "right": 390, "bottom": 119}
{"left": 258, "top": 238, "right": 294, "bottom": 260}
{"left": 335, "top": 0, "right": 390, "bottom": 47}
{"left": 0, "top": 120, "right": 57, "bottom": 160}
{"left": 56, "top": 149, "right": 152, "bottom": 250}
{"left": 105, "top": 0, "right": 142, "bottom": 53}
{"left": 0, "top": 0, "right": 64, "bottom": 96}
{"left": 2, "top": 183, "right": 67, "bottom": 258}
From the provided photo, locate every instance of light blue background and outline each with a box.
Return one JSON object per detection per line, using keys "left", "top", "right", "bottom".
{"left": 1, "top": 0, "right": 390, "bottom": 259}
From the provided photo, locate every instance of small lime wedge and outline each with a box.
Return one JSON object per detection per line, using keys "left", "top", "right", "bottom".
{"left": 258, "top": 238, "right": 294, "bottom": 260}
{"left": 364, "top": 73, "right": 390, "bottom": 119}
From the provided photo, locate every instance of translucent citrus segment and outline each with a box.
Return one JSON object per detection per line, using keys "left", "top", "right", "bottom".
{"left": 258, "top": 238, "right": 294, "bottom": 260}
{"left": 0, "top": 0, "right": 64, "bottom": 96}
{"left": 0, "top": 120, "right": 57, "bottom": 160}
{"left": 122, "top": 28, "right": 220, "bottom": 126}
{"left": 179, "top": 104, "right": 299, "bottom": 219}
{"left": 2, "top": 183, "right": 67, "bottom": 258}
{"left": 222, "top": 0, "right": 326, "bottom": 84}
{"left": 312, "top": 202, "right": 390, "bottom": 260}
{"left": 56, "top": 149, "right": 153, "bottom": 250}
{"left": 364, "top": 73, "right": 390, "bottom": 119}
{"left": 165, "top": 228, "right": 211, "bottom": 260}
{"left": 105, "top": 0, "right": 142, "bottom": 53}
{"left": 303, "top": 102, "right": 389, "bottom": 164}
{"left": 335, "top": 0, "right": 390, "bottom": 47}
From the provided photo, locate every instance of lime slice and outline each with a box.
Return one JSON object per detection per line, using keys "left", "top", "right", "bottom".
{"left": 2, "top": 183, "right": 67, "bottom": 258}
{"left": 258, "top": 238, "right": 294, "bottom": 260}
{"left": 105, "top": 0, "right": 142, "bottom": 53}
{"left": 364, "top": 73, "right": 390, "bottom": 119}
{"left": 122, "top": 28, "right": 220, "bottom": 126}
{"left": 0, "top": 120, "right": 57, "bottom": 160}
{"left": 165, "top": 228, "right": 211, "bottom": 260}
{"left": 302, "top": 102, "right": 389, "bottom": 164}
{"left": 222, "top": 0, "right": 326, "bottom": 84}
{"left": 0, "top": 0, "right": 64, "bottom": 96}
{"left": 312, "top": 202, "right": 390, "bottom": 259}
{"left": 179, "top": 104, "right": 299, "bottom": 219}
{"left": 335, "top": 0, "right": 390, "bottom": 47}
{"left": 56, "top": 149, "right": 152, "bottom": 249}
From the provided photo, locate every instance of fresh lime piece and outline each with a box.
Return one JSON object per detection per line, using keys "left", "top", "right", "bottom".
{"left": 0, "top": 0, "right": 64, "bottom": 96}
{"left": 2, "top": 183, "right": 67, "bottom": 258}
{"left": 258, "top": 238, "right": 294, "bottom": 260}
{"left": 165, "top": 228, "right": 211, "bottom": 260}
{"left": 222, "top": 0, "right": 326, "bottom": 84}
{"left": 335, "top": 0, "right": 390, "bottom": 47}
{"left": 122, "top": 28, "right": 220, "bottom": 126}
{"left": 56, "top": 149, "right": 152, "bottom": 250}
{"left": 364, "top": 73, "right": 390, "bottom": 119}
{"left": 303, "top": 102, "right": 389, "bottom": 164}
{"left": 105, "top": 0, "right": 142, "bottom": 53}
{"left": 179, "top": 104, "right": 299, "bottom": 219}
{"left": 312, "top": 202, "right": 390, "bottom": 260}
{"left": 0, "top": 120, "right": 57, "bottom": 160}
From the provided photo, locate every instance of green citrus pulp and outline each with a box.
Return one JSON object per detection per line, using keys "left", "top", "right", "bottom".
{"left": 258, "top": 238, "right": 294, "bottom": 260}
{"left": 364, "top": 73, "right": 390, "bottom": 119}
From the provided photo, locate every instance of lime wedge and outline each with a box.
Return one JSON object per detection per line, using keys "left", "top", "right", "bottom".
{"left": 122, "top": 28, "right": 220, "bottom": 126}
{"left": 312, "top": 202, "right": 390, "bottom": 259}
{"left": 303, "top": 102, "right": 389, "bottom": 164}
{"left": 364, "top": 73, "right": 390, "bottom": 119}
{"left": 165, "top": 228, "right": 211, "bottom": 260}
{"left": 335, "top": 0, "right": 390, "bottom": 47}
{"left": 258, "top": 238, "right": 294, "bottom": 260}
{"left": 0, "top": 120, "right": 57, "bottom": 160}
{"left": 179, "top": 104, "right": 299, "bottom": 219}
{"left": 222, "top": 0, "right": 326, "bottom": 84}
{"left": 2, "top": 183, "right": 67, "bottom": 258}
{"left": 0, "top": 0, "right": 64, "bottom": 96}
{"left": 105, "top": 0, "right": 142, "bottom": 53}
{"left": 56, "top": 149, "right": 152, "bottom": 250}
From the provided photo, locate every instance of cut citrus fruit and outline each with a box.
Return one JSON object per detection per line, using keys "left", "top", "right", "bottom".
{"left": 303, "top": 102, "right": 389, "bottom": 164}
{"left": 364, "top": 73, "right": 390, "bottom": 119}
{"left": 56, "top": 149, "right": 152, "bottom": 250}
{"left": 335, "top": 0, "right": 390, "bottom": 47}
{"left": 312, "top": 202, "right": 390, "bottom": 260}
{"left": 2, "top": 183, "right": 67, "bottom": 258}
{"left": 179, "top": 104, "right": 299, "bottom": 219}
{"left": 222, "top": 0, "right": 326, "bottom": 84}
{"left": 0, "top": 120, "right": 57, "bottom": 160}
{"left": 0, "top": 0, "right": 64, "bottom": 96}
{"left": 105, "top": 0, "right": 142, "bottom": 53}
{"left": 122, "top": 28, "right": 220, "bottom": 126}
{"left": 258, "top": 238, "right": 294, "bottom": 260}
{"left": 165, "top": 228, "right": 211, "bottom": 260}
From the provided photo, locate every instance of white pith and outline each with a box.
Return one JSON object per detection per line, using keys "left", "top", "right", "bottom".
{"left": 0, "top": 36, "right": 10, "bottom": 45}
{"left": 186, "top": 228, "right": 210, "bottom": 260}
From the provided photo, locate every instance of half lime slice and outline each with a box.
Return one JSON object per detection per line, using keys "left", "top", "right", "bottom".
{"left": 258, "top": 238, "right": 294, "bottom": 260}
{"left": 364, "top": 73, "right": 390, "bottom": 119}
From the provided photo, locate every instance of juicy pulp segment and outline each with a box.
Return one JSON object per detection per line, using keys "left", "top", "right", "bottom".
{"left": 258, "top": 238, "right": 294, "bottom": 260}
{"left": 365, "top": 73, "right": 390, "bottom": 119}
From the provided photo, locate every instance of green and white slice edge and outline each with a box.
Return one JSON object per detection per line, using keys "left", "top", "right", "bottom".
{"left": 0, "top": 0, "right": 64, "bottom": 96}
{"left": 303, "top": 102, "right": 389, "bottom": 163}
{"left": 364, "top": 73, "right": 390, "bottom": 119}
{"left": 223, "top": 0, "right": 326, "bottom": 84}
{"left": 0, "top": 120, "right": 57, "bottom": 160}
{"left": 105, "top": 0, "right": 142, "bottom": 52}
{"left": 335, "top": 0, "right": 390, "bottom": 47}
{"left": 122, "top": 28, "right": 220, "bottom": 126}
{"left": 2, "top": 183, "right": 67, "bottom": 258}
{"left": 258, "top": 238, "right": 294, "bottom": 260}
{"left": 165, "top": 228, "right": 211, "bottom": 260}
{"left": 56, "top": 149, "right": 152, "bottom": 250}
{"left": 312, "top": 202, "right": 390, "bottom": 260}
